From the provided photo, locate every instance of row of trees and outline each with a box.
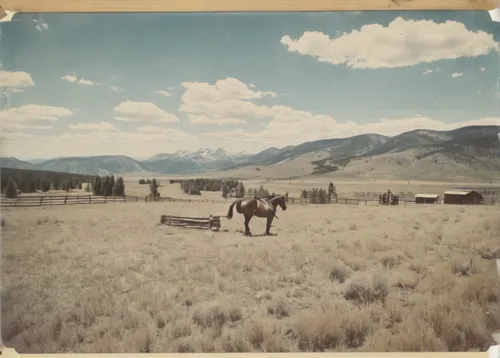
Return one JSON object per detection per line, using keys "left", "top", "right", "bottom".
{"left": 138, "top": 178, "right": 154, "bottom": 185}
{"left": 300, "top": 182, "right": 337, "bottom": 203}
{"left": 0, "top": 167, "right": 97, "bottom": 196}
{"left": 92, "top": 175, "right": 126, "bottom": 197}
{"left": 168, "top": 178, "right": 243, "bottom": 197}
{"left": 1, "top": 167, "right": 126, "bottom": 198}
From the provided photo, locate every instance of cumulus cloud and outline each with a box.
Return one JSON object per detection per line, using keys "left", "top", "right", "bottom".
{"left": 0, "top": 104, "right": 72, "bottom": 136}
{"left": 136, "top": 126, "right": 193, "bottom": 139}
{"left": 452, "top": 72, "right": 463, "bottom": 78}
{"left": 179, "top": 77, "right": 499, "bottom": 151}
{"left": 110, "top": 86, "right": 124, "bottom": 92}
{"left": 281, "top": 17, "right": 499, "bottom": 69}
{"left": 61, "top": 73, "right": 101, "bottom": 86}
{"left": 114, "top": 101, "right": 180, "bottom": 123}
{"left": 3, "top": 126, "right": 196, "bottom": 158}
{"left": 152, "top": 90, "right": 172, "bottom": 97}
{"left": 187, "top": 114, "right": 246, "bottom": 126}
{"left": 480, "top": 67, "right": 486, "bottom": 72}
{"left": 69, "top": 122, "right": 119, "bottom": 132}
{"left": 1, "top": 122, "right": 52, "bottom": 134}
{"left": 35, "top": 22, "right": 49, "bottom": 32}
{"left": 0, "top": 104, "right": 73, "bottom": 123}
{"left": 0, "top": 71, "right": 35, "bottom": 88}
{"left": 6, "top": 88, "right": 24, "bottom": 94}
{"left": 202, "top": 116, "right": 500, "bottom": 150}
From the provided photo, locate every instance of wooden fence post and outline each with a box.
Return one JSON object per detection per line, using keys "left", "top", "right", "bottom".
{"left": 104, "top": 196, "right": 107, "bottom": 203}
{"left": 40, "top": 197, "right": 43, "bottom": 206}
{"left": 89, "top": 195, "right": 91, "bottom": 204}
{"left": 64, "top": 196, "right": 68, "bottom": 204}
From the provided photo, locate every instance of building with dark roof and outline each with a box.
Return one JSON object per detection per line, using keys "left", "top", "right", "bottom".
{"left": 415, "top": 194, "right": 440, "bottom": 204}
{"left": 443, "top": 190, "right": 483, "bottom": 205}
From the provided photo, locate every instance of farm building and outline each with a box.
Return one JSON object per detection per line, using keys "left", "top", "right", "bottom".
{"left": 415, "top": 194, "right": 440, "bottom": 204}
{"left": 443, "top": 190, "right": 484, "bottom": 205}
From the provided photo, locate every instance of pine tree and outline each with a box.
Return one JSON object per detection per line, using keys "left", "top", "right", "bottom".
{"left": 93, "top": 177, "right": 102, "bottom": 196}
{"left": 149, "top": 179, "right": 159, "bottom": 197}
{"left": 113, "top": 176, "right": 125, "bottom": 196}
{"left": 3, "top": 178, "right": 18, "bottom": 198}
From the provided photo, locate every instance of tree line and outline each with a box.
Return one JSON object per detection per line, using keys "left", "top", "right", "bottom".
{"left": 168, "top": 178, "right": 244, "bottom": 197}
{"left": 300, "top": 182, "right": 337, "bottom": 203}
{"left": 1, "top": 167, "right": 126, "bottom": 199}
{"left": 92, "top": 175, "right": 126, "bottom": 197}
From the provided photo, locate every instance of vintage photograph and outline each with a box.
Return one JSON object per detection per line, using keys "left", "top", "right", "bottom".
{"left": 1, "top": 10, "right": 499, "bottom": 353}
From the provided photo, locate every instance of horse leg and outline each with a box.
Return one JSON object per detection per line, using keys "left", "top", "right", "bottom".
{"left": 244, "top": 214, "right": 252, "bottom": 236}
{"left": 265, "top": 216, "right": 274, "bottom": 235}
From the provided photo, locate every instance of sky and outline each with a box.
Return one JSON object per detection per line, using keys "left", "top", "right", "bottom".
{"left": 0, "top": 10, "right": 499, "bottom": 160}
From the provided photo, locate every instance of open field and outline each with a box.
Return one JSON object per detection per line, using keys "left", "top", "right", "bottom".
{"left": 122, "top": 177, "right": 500, "bottom": 200}
{"left": 2, "top": 200, "right": 499, "bottom": 353}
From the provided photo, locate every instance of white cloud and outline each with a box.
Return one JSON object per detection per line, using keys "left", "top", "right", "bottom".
{"left": 3, "top": 126, "right": 196, "bottom": 158}
{"left": 422, "top": 69, "right": 433, "bottom": 75}
{"left": 0, "top": 71, "right": 35, "bottom": 88}
{"left": 452, "top": 72, "right": 463, "bottom": 78}
{"left": 6, "top": 88, "right": 24, "bottom": 93}
{"left": 61, "top": 74, "right": 78, "bottom": 83}
{"left": 35, "top": 22, "right": 49, "bottom": 32}
{"left": 201, "top": 116, "right": 500, "bottom": 151}
{"left": 114, "top": 101, "right": 180, "bottom": 123}
{"left": 480, "top": 67, "right": 486, "bottom": 72}
{"left": 0, "top": 104, "right": 72, "bottom": 138}
{"left": 1, "top": 122, "right": 52, "bottom": 133}
{"left": 152, "top": 90, "right": 172, "bottom": 97}
{"left": 61, "top": 73, "right": 101, "bottom": 86}
{"left": 136, "top": 126, "right": 193, "bottom": 139}
{"left": 78, "top": 79, "right": 100, "bottom": 86}
{"left": 110, "top": 86, "right": 124, "bottom": 92}
{"left": 0, "top": 104, "right": 73, "bottom": 123}
{"left": 187, "top": 114, "right": 246, "bottom": 125}
{"left": 179, "top": 77, "right": 500, "bottom": 152}
{"left": 281, "top": 17, "right": 499, "bottom": 69}
{"left": 69, "top": 122, "right": 119, "bottom": 132}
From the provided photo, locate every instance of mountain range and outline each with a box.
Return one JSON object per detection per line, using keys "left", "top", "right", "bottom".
{"left": 1, "top": 125, "right": 499, "bottom": 180}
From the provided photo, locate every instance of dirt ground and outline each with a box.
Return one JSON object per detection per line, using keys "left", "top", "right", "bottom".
{"left": 2, "top": 198, "right": 499, "bottom": 353}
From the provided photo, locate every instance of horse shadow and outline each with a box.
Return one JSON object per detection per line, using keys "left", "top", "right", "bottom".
{"left": 235, "top": 229, "right": 278, "bottom": 237}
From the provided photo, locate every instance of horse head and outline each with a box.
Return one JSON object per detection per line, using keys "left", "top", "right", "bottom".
{"left": 269, "top": 195, "right": 287, "bottom": 212}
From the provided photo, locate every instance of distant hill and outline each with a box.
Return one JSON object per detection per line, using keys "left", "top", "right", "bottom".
{"left": 1, "top": 125, "right": 499, "bottom": 180}
{"left": 0, "top": 157, "right": 35, "bottom": 170}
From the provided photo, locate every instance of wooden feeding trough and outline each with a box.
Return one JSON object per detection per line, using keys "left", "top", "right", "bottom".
{"left": 160, "top": 214, "right": 221, "bottom": 231}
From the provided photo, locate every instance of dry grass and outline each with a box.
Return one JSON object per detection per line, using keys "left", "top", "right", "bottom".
{"left": 2, "top": 200, "right": 499, "bottom": 353}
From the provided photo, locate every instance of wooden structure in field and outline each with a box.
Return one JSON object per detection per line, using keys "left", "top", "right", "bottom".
{"left": 443, "top": 190, "right": 483, "bottom": 205}
{"left": 378, "top": 189, "right": 399, "bottom": 205}
{"left": 415, "top": 194, "right": 440, "bottom": 204}
{"left": 160, "top": 214, "right": 221, "bottom": 231}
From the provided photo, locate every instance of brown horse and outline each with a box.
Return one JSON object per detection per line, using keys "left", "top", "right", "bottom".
{"left": 226, "top": 195, "right": 287, "bottom": 236}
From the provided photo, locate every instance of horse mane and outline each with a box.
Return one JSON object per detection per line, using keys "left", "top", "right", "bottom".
{"left": 266, "top": 194, "right": 283, "bottom": 201}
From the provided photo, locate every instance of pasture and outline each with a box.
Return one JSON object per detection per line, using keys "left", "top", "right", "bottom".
{"left": 2, "top": 197, "right": 499, "bottom": 353}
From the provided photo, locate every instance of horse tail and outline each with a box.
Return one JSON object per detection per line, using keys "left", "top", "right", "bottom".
{"left": 227, "top": 201, "right": 237, "bottom": 219}
{"left": 227, "top": 199, "right": 243, "bottom": 219}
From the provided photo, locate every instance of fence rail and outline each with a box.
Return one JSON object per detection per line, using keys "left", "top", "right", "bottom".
{"left": 1, "top": 193, "right": 497, "bottom": 208}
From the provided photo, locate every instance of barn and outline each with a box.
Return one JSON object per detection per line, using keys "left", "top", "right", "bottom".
{"left": 415, "top": 194, "right": 440, "bottom": 204}
{"left": 443, "top": 190, "right": 484, "bottom": 205}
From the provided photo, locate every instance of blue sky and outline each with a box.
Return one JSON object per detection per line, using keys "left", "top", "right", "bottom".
{"left": 0, "top": 10, "right": 499, "bottom": 160}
